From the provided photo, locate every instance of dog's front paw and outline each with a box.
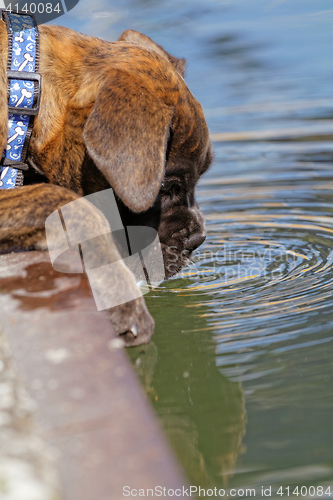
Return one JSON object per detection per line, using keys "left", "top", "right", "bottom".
{"left": 108, "top": 297, "right": 155, "bottom": 347}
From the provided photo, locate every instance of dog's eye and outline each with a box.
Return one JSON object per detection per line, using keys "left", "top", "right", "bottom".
{"left": 160, "top": 181, "right": 181, "bottom": 199}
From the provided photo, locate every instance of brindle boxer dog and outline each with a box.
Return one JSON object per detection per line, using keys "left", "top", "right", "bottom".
{"left": 0, "top": 24, "right": 212, "bottom": 346}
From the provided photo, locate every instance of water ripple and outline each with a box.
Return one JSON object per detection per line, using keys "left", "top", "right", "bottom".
{"left": 157, "top": 143, "right": 333, "bottom": 385}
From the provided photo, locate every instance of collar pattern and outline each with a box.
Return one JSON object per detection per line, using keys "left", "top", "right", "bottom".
{"left": 0, "top": 11, "right": 40, "bottom": 189}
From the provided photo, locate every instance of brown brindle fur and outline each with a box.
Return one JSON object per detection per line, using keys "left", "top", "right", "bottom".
{"left": 0, "top": 22, "right": 212, "bottom": 345}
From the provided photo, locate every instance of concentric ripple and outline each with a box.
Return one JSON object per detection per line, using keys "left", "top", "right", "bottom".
{"left": 155, "top": 142, "right": 333, "bottom": 384}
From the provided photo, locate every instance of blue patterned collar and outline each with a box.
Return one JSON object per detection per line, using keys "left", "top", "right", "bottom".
{"left": 0, "top": 10, "right": 41, "bottom": 189}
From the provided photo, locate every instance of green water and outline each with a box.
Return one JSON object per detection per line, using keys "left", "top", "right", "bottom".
{"left": 131, "top": 140, "right": 333, "bottom": 491}
{"left": 58, "top": 0, "right": 333, "bottom": 493}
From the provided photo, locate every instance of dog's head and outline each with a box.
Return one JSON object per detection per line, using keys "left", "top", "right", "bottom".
{"left": 82, "top": 30, "right": 212, "bottom": 277}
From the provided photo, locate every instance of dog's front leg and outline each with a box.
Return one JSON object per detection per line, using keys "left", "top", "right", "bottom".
{"left": 0, "top": 184, "right": 154, "bottom": 346}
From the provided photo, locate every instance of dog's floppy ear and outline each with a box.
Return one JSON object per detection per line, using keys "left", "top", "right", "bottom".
{"left": 83, "top": 68, "right": 174, "bottom": 213}
{"left": 118, "top": 30, "right": 186, "bottom": 78}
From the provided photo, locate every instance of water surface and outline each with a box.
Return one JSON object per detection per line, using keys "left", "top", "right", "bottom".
{"left": 57, "top": 0, "right": 333, "bottom": 492}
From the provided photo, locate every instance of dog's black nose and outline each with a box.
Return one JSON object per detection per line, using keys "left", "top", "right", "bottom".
{"left": 186, "top": 233, "right": 206, "bottom": 252}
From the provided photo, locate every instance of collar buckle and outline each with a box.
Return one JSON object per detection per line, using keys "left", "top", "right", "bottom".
{"left": 7, "top": 71, "right": 41, "bottom": 116}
